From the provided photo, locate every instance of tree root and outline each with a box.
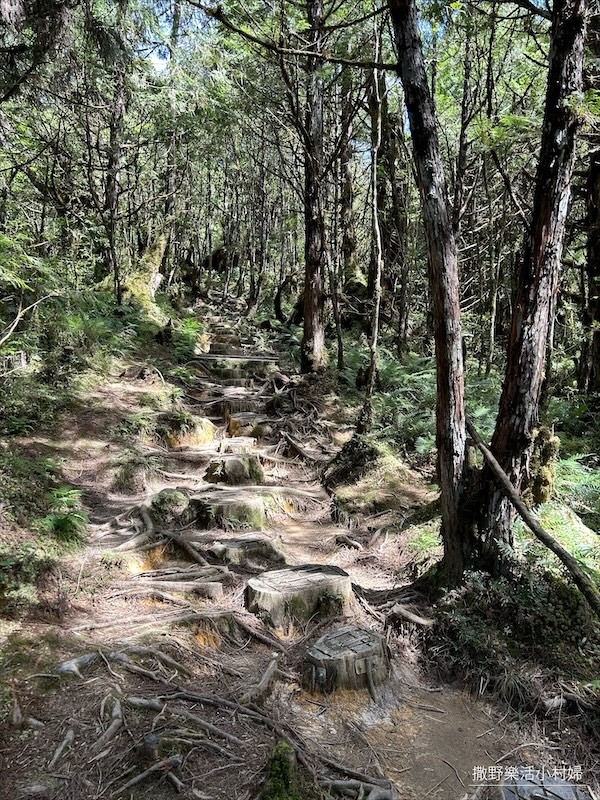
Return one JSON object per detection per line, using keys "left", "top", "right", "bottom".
{"left": 112, "top": 755, "right": 183, "bottom": 797}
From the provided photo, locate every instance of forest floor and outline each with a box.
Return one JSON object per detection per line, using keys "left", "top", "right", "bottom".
{"left": 0, "top": 297, "right": 598, "bottom": 800}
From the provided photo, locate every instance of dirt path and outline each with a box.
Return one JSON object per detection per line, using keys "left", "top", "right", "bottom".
{"left": 0, "top": 301, "right": 548, "bottom": 800}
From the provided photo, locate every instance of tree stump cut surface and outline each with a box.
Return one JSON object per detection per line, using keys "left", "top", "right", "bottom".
{"left": 245, "top": 565, "right": 353, "bottom": 627}
{"left": 302, "top": 625, "right": 390, "bottom": 693}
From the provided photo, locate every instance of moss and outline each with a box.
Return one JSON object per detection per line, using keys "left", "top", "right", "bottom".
{"left": 524, "top": 427, "right": 560, "bottom": 507}
{"left": 263, "top": 741, "right": 302, "bottom": 800}
{"left": 155, "top": 411, "right": 215, "bottom": 448}
{"left": 150, "top": 489, "right": 189, "bottom": 525}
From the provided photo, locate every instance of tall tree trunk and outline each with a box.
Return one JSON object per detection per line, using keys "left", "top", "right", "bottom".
{"left": 301, "top": 0, "right": 327, "bottom": 373}
{"left": 481, "top": 0, "right": 587, "bottom": 569}
{"left": 105, "top": 59, "right": 125, "bottom": 304}
{"left": 389, "top": 0, "right": 469, "bottom": 586}
{"left": 358, "top": 56, "right": 385, "bottom": 435}
{"left": 163, "top": 0, "right": 181, "bottom": 278}
{"left": 340, "top": 67, "right": 359, "bottom": 290}
{"left": 580, "top": 146, "right": 600, "bottom": 392}
{"left": 580, "top": 10, "right": 600, "bottom": 392}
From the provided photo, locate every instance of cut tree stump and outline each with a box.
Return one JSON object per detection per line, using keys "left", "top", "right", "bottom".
{"left": 219, "top": 437, "right": 257, "bottom": 454}
{"left": 245, "top": 565, "right": 353, "bottom": 627}
{"left": 205, "top": 456, "right": 264, "bottom": 486}
{"left": 227, "top": 413, "right": 266, "bottom": 438}
{"left": 209, "top": 534, "right": 286, "bottom": 566}
{"left": 302, "top": 625, "right": 390, "bottom": 694}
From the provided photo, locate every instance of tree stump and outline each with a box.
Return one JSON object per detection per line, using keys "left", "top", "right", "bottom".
{"left": 205, "top": 456, "right": 264, "bottom": 486}
{"left": 302, "top": 625, "right": 390, "bottom": 694}
{"left": 227, "top": 413, "right": 264, "bottom": 438}
{"left": 209, "top": 534, "right": 285, "bottom": 566}
{"left": 219, "top": 437, "right": 257, "bottom": 454}
{"left": 245, "top": 565, "right": 353, "bottom": 627}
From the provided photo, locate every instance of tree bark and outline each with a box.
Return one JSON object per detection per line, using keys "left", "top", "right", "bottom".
{"left": 481, "top": 0, "right": 588, "bottom": 570}
{"left": 301, "top": 0, "right": 327, "bottom": 373}
{"left": 389, "top": 0, "right": 469, "bottom": 586}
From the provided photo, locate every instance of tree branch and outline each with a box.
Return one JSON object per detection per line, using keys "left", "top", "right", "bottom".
{"left": 0, "top": 292, "right": 61, "bottom": 348}
{"left": 188, "top": 1, "right": 399, "bottom": 70}
{"left": 466, "top": 417, "right": 600, "bottom": 619}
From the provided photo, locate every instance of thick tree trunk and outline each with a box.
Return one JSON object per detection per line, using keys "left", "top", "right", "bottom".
{"left": 389, "top": 0, "right": 469, "bottom": 586}
{"left": 580, "top": 146, "right": 600, "bottom": 392}
{"left": 482, "top": 0, "right": 587, "bottom": 569}
{"left": 301, "top": 0, "right": 327, "bottom": 373}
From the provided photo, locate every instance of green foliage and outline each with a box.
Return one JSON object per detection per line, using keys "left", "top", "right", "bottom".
{"left": 113, "top": 451, "right": 159, "bottom": 493}
{"left": 173, "top": 316, "right": 205, "bottom": 362}
{"left": 35, "top": 488, "right": 88, "bottom": 545}
{"left": 0, "top": 377, "right": 72, "bottom": 435}
{"left": 431, "top": 568, "right": 600, "bottom": 707}
{"left": 0, "top": 451, "right": 60, "bottom": 524}
{"left": 554, "top": 455, "right": 600, "bottom": 533}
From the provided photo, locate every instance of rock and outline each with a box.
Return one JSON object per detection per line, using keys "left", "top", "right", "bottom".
{"left": 303, "top": 624, "right": 390, "bottom": 694}
{"left": 205, "top": 456, "right": 264, "bottom": 486}
{"left": 155, "top": 413, "right": 216, "bottom": 449}
{"left": 209, "top": 534, "right": 286, "bottom": 566}
{"left": 245, "top": 564, "right": 353, "bottom": 628}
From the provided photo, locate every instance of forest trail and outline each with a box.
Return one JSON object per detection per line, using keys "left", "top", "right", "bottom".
{"left": 1, "top": 299, "right": 544, "bottom": 800}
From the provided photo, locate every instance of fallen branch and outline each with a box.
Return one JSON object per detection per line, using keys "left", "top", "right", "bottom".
{"left": 238, "top": 655, "right": 279, "bottom": 705}
{"left": 125, "top": 695, "right": 245, "bottom": 747}
{"left": 128, "top": 579, "right": 223, "bottom": 598}
{"left": 466, "top": 417, "right": 600, "bottom": 618}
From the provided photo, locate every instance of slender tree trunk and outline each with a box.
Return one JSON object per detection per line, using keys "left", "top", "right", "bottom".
{"left": 481, "top": 0, "right": 587, "bottom": 570}
{"left": 389, "top": 0, "right": 469, "bottom": 586}
{"left": 358, "top": 55, "right": 385, "bottom": 435}
{"left": 340, "top": 67, "right": 359, "bottom": 290}
{"left": 301, "top": 0, "right": 327, "bottom": 373}
{"left": 105, "top": 59, "right": 126, "bottom": 304}
{"left": 163, "top": 0, "right": 181, "bottom": 278}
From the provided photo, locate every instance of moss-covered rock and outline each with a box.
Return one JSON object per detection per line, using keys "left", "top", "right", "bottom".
{"left": 150, "top": 489, "right": 190, "bottom": 526}
{"left": 155, "top": 411, "right": 215, "bottom": 449}
{"left": 326, "top": 436, "right": 435, "bottom": 523}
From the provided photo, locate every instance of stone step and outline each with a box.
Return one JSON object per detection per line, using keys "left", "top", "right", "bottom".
{"left": 245, "top": 564, "right": 353, "bottom": 628}
{"left": 302, "top": 625, "right": 390, "bottom": 694}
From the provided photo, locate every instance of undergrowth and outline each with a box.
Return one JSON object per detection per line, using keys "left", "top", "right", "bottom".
{"left": 429, "top": 568, "right": 600, "bottom": 708}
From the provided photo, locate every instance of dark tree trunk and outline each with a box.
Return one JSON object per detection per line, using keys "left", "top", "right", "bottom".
{"left": 481, "top": 0, "right": 587, "bottom": 569}
{"left": 389, "top": 0, "right": 469, "bottom": 586}
{"left": 105, "top": 60, "right": 125, "bottom": 304}
{"left": 301, "top": 0, "right": 327, "bottom": 373}
{"left": 580, "top": 147, "right": 600, "bottom": 392}
{"left": 340, "top": 68, "right": 359, "bottom": 290}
